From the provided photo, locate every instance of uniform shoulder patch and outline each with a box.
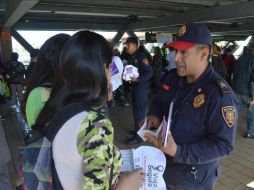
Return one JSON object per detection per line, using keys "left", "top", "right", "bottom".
{"left": 221, "top": 106, "right": 236, "bottom": 128}
{"left": 216, "top": 79, "right": 232, "bottom": 95}
{"left": 162, "top": 83, "right": 170, "bottom": 91}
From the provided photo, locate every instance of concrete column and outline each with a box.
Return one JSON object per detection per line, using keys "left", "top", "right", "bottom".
{"left": 0, "top": 28, "right": 12, "bottom": 63}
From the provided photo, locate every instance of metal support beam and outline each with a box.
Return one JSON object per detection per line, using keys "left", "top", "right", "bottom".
{"left": 112, "top": 31, "right": 125, "bottom": 46}
{"left": 135, "top": 26, "right": 178, "bottom": 33}
{"left": 139, "top": 23, "right": 254, "bottom": 34}
{"left": 0, "top": 2, "right": 5, "bottom": 9}
{"left": 3, "top": 0, "right": 39, "bottom": 27}
{"left": 12, "top": 30, "right": 35, "bottom": 54}
{"left": 33, "top": 1, "right": 200, "bottom": 18}
{"left": 13, "top": 21, "right": 124, "bottom": 31}
{"left": 33, "top": 4, "right": 165, "bottom": 18}
{"left": 128, "top": 1, "right": 254, "bottom": 31}
{"left": 126, "top": 31, "right": 138, "bottom": 38}
{"left": 211, "top": 23, "right": 254, "bottom": 34}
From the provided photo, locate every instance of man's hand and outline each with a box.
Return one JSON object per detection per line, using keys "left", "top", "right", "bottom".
{"left": 147, "top": 115, "right": 161, "bottom": 129}
{"left": 107, "top": 83, "right": 113, "bottom": 101}
{"left": 144, "top": 133, "right": 177, "bottom": 157}
{"left": 250, "top": 97, "right": 254, "bottom": 105}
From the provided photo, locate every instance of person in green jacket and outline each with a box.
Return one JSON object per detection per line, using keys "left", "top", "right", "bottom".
{"left": 22, "top": 33, "right": 70, "bottom": 128}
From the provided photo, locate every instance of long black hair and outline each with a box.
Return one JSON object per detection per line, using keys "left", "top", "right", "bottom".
{"left": 21, "top": 33, "right": 70, "bottom": 114}
{"left": 34, "top": 31, "right": 112, "bottom": 131}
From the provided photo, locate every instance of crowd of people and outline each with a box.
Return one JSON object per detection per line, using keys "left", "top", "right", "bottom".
{"left": 0, "top": 22, "right": 253, "bottom": 190}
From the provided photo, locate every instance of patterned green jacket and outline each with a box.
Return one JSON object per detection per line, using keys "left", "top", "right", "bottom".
{"left": 77, "top": 110, "right": 122, "bottom": 189}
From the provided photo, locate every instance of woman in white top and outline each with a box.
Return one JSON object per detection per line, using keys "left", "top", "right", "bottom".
{"left": 33, "top": 31, "right": 144, "bottom": 190}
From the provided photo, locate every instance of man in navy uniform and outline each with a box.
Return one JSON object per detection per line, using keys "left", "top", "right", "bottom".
{"left": 125, "top": 37, "right": 153, "bottom": 145}
{"left": 145, "top": 23, "right": 238, "bottom": 189}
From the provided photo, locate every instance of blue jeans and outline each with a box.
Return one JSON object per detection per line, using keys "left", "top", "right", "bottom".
{"left": 132, "top": 83, "right": 149, "bottom": 132}
{"left": 237, "top": 94, "right": 254, "bottom": 135}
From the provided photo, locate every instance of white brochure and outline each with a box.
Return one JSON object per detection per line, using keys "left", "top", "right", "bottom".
{"left": 120, "top": 146, "right": 166, "bottom": 190}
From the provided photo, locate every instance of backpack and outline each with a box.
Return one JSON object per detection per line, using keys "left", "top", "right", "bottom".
{"left": 17, "top": 103, "right": 90, "bottom": 190}
{"left": 8, "top": 61, "right": 24, "bottom": 81}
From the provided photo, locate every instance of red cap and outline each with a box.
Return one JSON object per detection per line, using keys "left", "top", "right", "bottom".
{"left": 163, "top": 41, "right": 196, "bottom": 50}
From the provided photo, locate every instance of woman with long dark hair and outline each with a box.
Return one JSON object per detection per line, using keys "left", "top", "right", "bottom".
{"left": 22, "top": 33, "right": 70, "bottom": 128}
{"left": 34, "top": 31, "right": 144, "bottom": 190}
{"left": 211, "top": 44, "right": 227, "bottom": 80}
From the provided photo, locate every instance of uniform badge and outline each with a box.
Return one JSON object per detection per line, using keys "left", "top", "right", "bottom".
{"left": 222, "top": 106, "right": 236, "bottom": 128}
{"left": 177, "top": 25, "right": 186, "bottom": 37}
{"left": 135, "top": 59, "right": 138, "bottom": 64}
{"left": 193, "top": 93, "right": 205, "bottom": 108}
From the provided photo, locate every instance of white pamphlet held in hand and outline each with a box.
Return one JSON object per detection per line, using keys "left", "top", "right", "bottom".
{"left": 137, "top": 118, "right": 165, "bottom": 141}
{"left": 120, "top": 146, "right": 167, "bottom": 190}
{"left": 162, "top": 101, "right": 174, "bottom": 146}
{"left": 137, "top": 101, "right": 174, "bottom": 147}
{"left": 122, "top": 65, "right": 139, "bottom": 81}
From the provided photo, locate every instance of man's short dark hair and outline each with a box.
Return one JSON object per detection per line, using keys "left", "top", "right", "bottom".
{"left": 125, "top": 37, "right": 138, "bottom": 45}
{"left": 11, "top": 52, "right": 19, "bottom": 61}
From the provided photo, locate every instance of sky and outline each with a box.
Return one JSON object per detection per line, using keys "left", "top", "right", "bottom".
{"left": 15, "top": 30, "right": 120, "bottom": 48}
{"left": 12, "top": 30, "right": 120, "bottom": 64}
{"left": 12, "top": 30, "right": 151, "bottom": 65}
{"left": 12, "top": 30, "right": 250, "bottom": 65}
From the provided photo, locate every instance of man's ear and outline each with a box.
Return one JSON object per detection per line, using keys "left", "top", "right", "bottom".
{"left": 200, "top": 47, "right": 209, "bottom": 62}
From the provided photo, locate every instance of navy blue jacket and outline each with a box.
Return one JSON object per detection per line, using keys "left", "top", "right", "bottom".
{"left": 232, "top": 52, "right": 254, "bottom": 98}
{"left": 149, "top": 64, "right": 238, "bottom": 165}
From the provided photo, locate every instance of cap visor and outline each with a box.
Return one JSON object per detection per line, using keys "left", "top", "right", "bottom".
{"left": 163, "top": 41, "right": 196, "bottom": 50}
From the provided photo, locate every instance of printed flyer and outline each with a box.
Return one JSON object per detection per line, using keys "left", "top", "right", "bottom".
{"left": 120, "top": 146, "right": 166, "bottom": 190}
{"left": 122, "top": 65, "right": 139, "bottom": 81}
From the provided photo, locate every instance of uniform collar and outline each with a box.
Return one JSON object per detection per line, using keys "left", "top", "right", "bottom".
{"left": 178, "top": 63, "right": 214, "bottom": 89}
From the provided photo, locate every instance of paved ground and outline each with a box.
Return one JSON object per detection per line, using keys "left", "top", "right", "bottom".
{"left": 1, "top": 97, "right": 254, "bottom": 189}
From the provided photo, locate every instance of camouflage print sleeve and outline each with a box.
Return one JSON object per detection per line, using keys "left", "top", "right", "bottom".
{"left": 77, "top": 111, "right": 122, "bottom": 190}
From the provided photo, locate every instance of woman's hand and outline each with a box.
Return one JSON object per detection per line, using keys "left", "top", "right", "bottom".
{"left": 114, "top": 168, "right": 145, "bottom": 190}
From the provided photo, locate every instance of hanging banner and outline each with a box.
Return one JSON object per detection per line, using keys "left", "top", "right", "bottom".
{"left": 156, "top": 33, "right": 173, "bottom": 44}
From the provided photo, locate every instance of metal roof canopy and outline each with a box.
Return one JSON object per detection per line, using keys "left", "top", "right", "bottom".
{"left": 1, "top": 0, "right": 254, "bottom": 37}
